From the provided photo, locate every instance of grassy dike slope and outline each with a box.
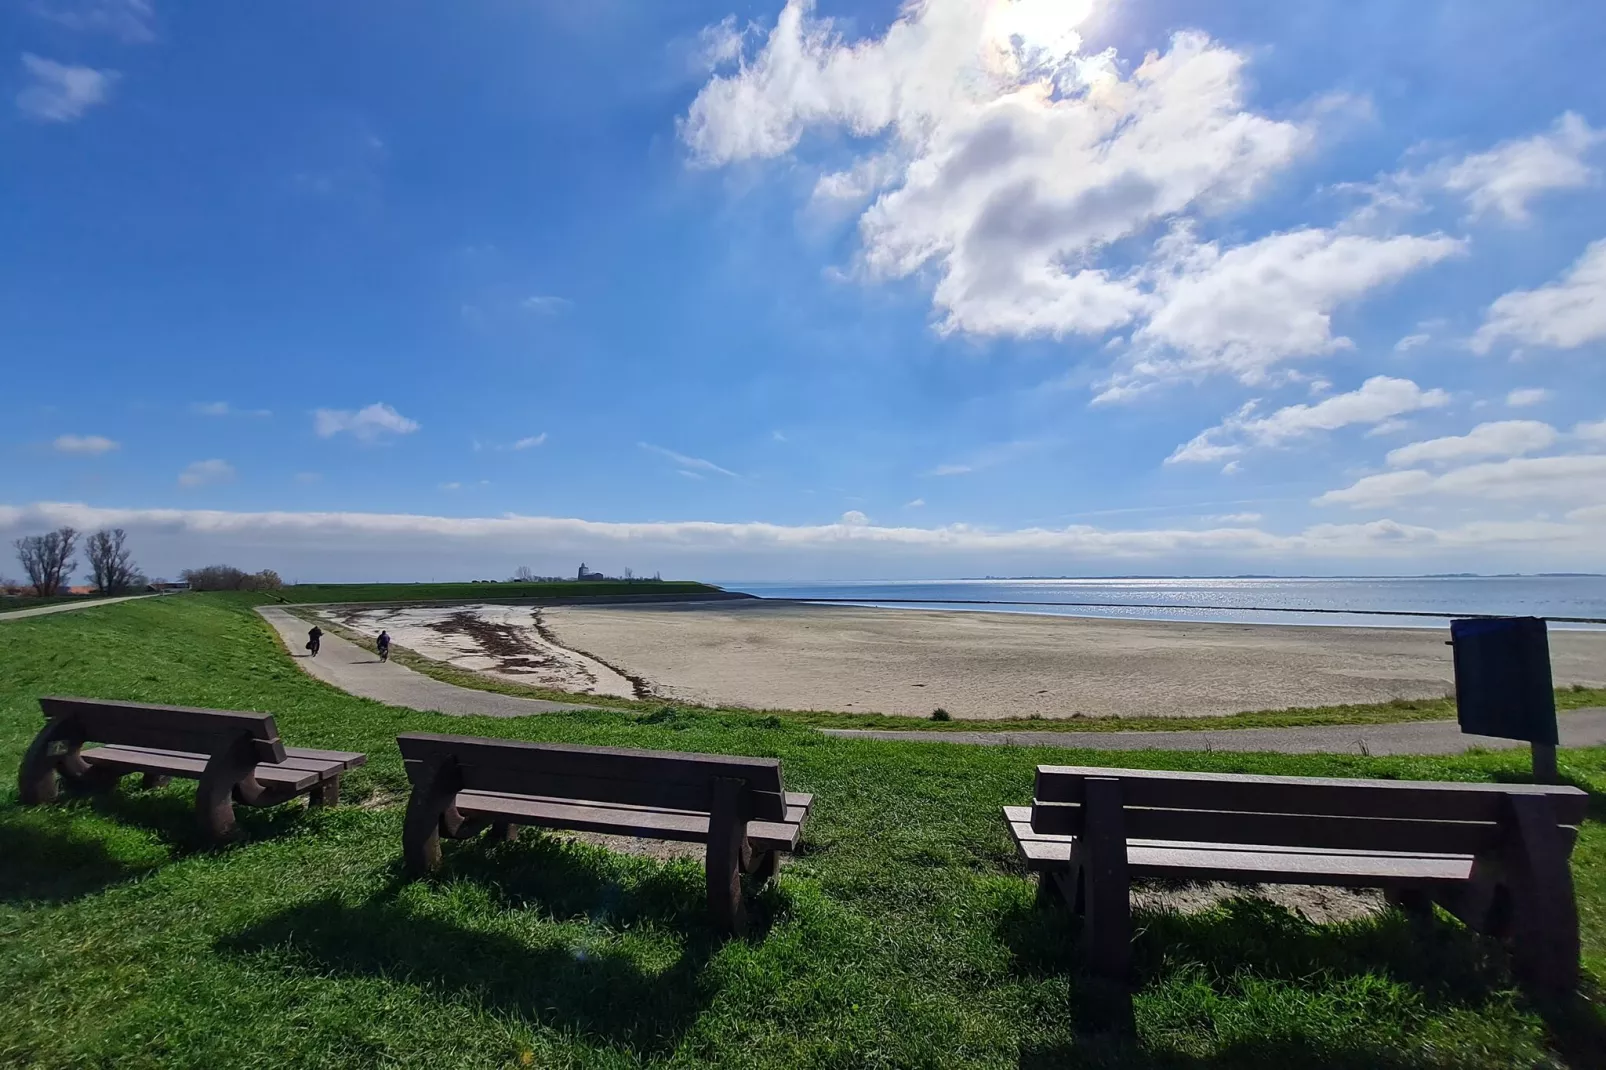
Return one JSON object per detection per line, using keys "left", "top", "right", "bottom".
{"left": 1, "top": 594, "right": 1602, "bottom": 1068}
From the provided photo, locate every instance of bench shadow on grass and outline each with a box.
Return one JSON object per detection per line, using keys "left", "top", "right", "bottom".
{"left": 219, "top": 832, "right": 786, "bottom": 1053}
{"left": 1002, "top": 890, "right": 1581, "bottom": 1068}
{"left": 1, "top": 783, "right": 323, "bottom": 905}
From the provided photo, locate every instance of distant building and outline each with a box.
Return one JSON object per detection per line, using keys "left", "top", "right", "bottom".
{"left": 146, "top": 581, "right": 191, "bottom": 593}
{"left": 577, "top": 563, "right": 606, "bottom": 581}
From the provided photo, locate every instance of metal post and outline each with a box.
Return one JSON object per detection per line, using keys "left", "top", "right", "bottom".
{"left": 1531, "top": 742, "right": 1558, "bottom": 784}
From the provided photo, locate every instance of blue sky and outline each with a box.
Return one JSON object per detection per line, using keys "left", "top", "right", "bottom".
{"left": 2, "top": 0, "right": 1605, "bottom": 581}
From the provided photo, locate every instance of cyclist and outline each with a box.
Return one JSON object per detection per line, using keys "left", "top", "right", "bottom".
{"left": 306, "top": 625, "right": 323, "bottom": 657}
{"left": 377, "top": 630, "right": 392, "bottom": 662}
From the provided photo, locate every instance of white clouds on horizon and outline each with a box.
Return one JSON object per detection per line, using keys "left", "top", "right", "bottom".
{"left": 0, "top": 501, "right": 1599, "bottom": 574}
{"left": 313, "top": 402, "right": 420, "bottom": 442}
{"left": 1168, "top": 376, "right": 1449, "bottom": 464}
{"left": 52, "top": 434, "right": 119, "bottom": 455}
{"left": 16, "top": 53, "right": 116, "bottom": 122}
{"left": 1473, "top": 238, "right": 1606, "bottom": 353}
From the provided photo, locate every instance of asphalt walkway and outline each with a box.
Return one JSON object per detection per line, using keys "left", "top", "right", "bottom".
{"left": 257, "top": 605, "right": 598, "bottom": 717}
{"left": 821, "top": 711, "right": 1606, "bottom": 755}
{"left": 0, "top": 593, "right": 154, "bottom": 620}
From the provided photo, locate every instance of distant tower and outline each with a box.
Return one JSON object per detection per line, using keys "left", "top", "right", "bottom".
{"left": 577, "top": 562, "right": 588, "bottom": 581}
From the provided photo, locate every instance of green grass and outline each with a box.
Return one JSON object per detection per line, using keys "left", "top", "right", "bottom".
{"left": 297, "top": 603, "right": 1606, "bottom": 733}
{"left": 279, "top": 580, "right": 721, "bottom": 604}
{"left": 1, "top": 594, "right": 1603, "bottom": 1067}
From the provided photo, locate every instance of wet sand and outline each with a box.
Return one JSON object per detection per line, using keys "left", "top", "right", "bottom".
{"left": 334, "top": 603, "right": 636, "bottom": 698}
{"left": 538, "top": 600, "right": 1606, "bottom": 719}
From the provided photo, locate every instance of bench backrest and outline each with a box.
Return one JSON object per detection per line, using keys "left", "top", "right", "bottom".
{"left": 1031, "top": 765, "right": 1588, "bottom": 856}
{"left": 397, "top": 732, "right": 788, "bottom": 821}
{"left": 39, "top": 696, "right": 286, "bottom": 764}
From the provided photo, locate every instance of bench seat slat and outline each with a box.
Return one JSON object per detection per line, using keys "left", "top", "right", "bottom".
{"left": 456, "top": 791, "right": 810, "bottom": 853}
{"left": 1005, "top": 808, "right": 1481, "bottom": 860}
{"left": 82, "top": 745, "right": 325, "bottom": 792}
{"left": 1009, "top": 820, "right": 1473, "bottom": 885}
{"left": 99, "top": 744, "right": 358, "bottom": 776}
{"left": 282, "top": 746, "right": 368, "bottom": 770}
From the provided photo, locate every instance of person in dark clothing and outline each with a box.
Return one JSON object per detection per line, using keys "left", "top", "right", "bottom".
{"left": 306, "top": 625, "right": 322, "bottom": 657}
{"left": 377, "top": 630, "right": 391, "bottom": 662}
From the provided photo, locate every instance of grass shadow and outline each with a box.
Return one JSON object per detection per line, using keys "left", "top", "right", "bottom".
{"left": 999, "top": 886, "right": 1527, "bottom": 1051}
{"left": 0, "top": 817, "right": 161, "bottom": 904}
{"left": 217, "top": 854, "right": 726, "bottom": 1052}
{"left": 1017, "top": 1032, "right": 1463, "bottom": 1070}
{"left": 432, "top": 827, "right": 793, "bottom": 941}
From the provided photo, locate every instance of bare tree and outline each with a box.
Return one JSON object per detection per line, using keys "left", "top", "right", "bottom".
{"left": 512, "top": 565, "right": 537, "bottom": 582}
{"left": 622, "top": 567, "right": 634, "bottom": 582}
{"left": 85, "top": 528, "right": 140, "bottom": 594}
{"left": 14, "top": 527, "right": 79, "bottom": 597}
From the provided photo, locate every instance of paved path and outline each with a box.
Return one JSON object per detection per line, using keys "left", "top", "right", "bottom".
{"left": 0, "top": 594, "right": 154, "bottom": 620}
{"left": 822, "top": 710, "right": 1606, "bottom": 755}
{"left": 257, "top": 606, "right": 598, "bottom": 717}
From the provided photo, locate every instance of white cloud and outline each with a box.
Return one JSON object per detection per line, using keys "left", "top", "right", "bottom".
{"left": 439, "top": 482, "right": 462, "bottom": 491}
{"left": 520, "top": 295, "right": 571, "bottom": 314}
{"left": 905, "top": 498, "right": 926, "bottom": 508}
{"left": 1577, "top": 419, "right": 1606, "bottom": 444}
{"left": 193, "top": 401, "right": 271, "bottom": 418}
{"left": 178, "top": 459, "right": 234, "bottom": 488}
{"left": 1112, "top": 228, "right": 1464, "bottom": 395}
{"left": 1442, "top": 113, "right": 1603, "bottom": 222}
{"left": 312, "top": 402, "right": 420, "bottom": 442}
{"left": 1317, "top": 454, "right": 1606, "bottom": 508}
{"left": 29, "top": 0, "right": 155, "bottom": 44}
{"left": 1210, "top": 512, "right": 1262, "bottom": 523}
{"left": 684, "top": 4, "right": 1311, "bottom": 344}
{"left": 840, "top": 510, "right": 869, "bottom": 526}
{"left": 2, "top": 501, "right": 1599, "bottom": 579}
{"left": 16, "top": 53, "right": 116, "bottom": 122}
{"left": 684, "top": 3, "right": 1470, "bottom": 396}
{"left": 639, "top": 442, "right": 738, "bottom": 477}
{"left": 1385, "top": 420, "right": 1558, "bottom": 468}
{"left": 1394, "top": 333, "right": 1430, "bottom": 353}
{"left": 1473, "top": 238, "right": 1606, "bottom": 353}
{"left": 924, "top": 438, "right": 1041, "bottom": 477}
{"left": 1168, "top": 376, "right": 1450, "bottom": 464}
{"left": 1506, "top": 388, "right": 1550, "bottom": 408}
{"left": 52, "top": 434, "right": 118, "bottom": 455}
{"left": 510, "top": 434, "right": 547, "bottom": 450}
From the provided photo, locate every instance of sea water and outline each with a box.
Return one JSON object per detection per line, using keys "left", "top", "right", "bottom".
{"left": 722, "top": 576, "right": 1606, "bottom": 630}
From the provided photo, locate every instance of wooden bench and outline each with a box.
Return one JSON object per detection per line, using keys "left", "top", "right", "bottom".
{"left": 1006, "top": 765, "right": 1588, "bottom": 1006}
{"left": 397, "top": 732, "right": 813, "bottom": 935}
{"left": 18, "top": 696, "right": 366, "bottom": 840}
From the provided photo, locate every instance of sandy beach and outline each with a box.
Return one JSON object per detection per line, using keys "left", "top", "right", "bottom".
{"left": 333, "top": 603, "right": 637, "bottom": 698}
{"left": 534, "top": 600, "right": 1606, "bottom": 719}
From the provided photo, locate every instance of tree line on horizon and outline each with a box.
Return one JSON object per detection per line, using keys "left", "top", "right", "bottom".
{"left": 6, "top": 526, "right": 282, "bottom": 598}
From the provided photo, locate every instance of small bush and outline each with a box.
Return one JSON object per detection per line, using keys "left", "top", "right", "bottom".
{"left": 181, "top": 565, "right": 284, "bottom": 592}
{"left": 930, "top": 707, "right": 951, "bottom": 721}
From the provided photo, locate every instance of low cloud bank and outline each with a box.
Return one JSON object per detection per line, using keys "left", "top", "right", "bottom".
{"left": 0, "top": 502, "right": 1599, "bottom": 582}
